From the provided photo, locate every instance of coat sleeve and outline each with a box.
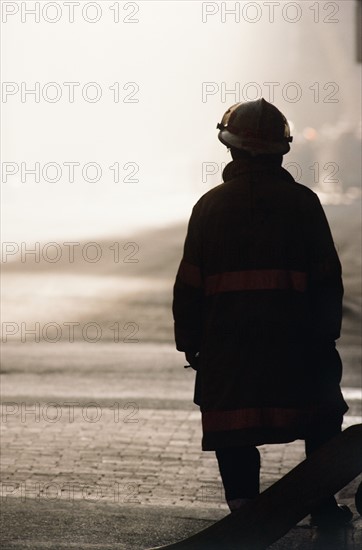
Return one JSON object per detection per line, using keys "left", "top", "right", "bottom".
{"left": 306, "top": 193, "right": 343, "bottom": 341}
{"left": 172, "top": 204, "right": 203, "bottom": 352}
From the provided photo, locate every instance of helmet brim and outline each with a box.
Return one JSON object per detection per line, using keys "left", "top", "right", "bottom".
{"left": 218, "top": 129, "right": 290, "bottom": 155}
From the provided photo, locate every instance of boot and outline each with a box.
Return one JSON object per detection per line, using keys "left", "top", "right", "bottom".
{"left": 227, "top": 497, "right": 251, "bottom": 512}
{"left": 311, "top": 503, "right": 353, "bottom": 529}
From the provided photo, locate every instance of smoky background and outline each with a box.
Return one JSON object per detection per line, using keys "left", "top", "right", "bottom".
{"left": 1, "top": 0, "right": 361, "bottom": 345}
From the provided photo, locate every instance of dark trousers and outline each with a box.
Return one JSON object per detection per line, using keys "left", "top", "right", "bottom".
{"left": 215, "top": 423, "right": 342, "bottom": 504}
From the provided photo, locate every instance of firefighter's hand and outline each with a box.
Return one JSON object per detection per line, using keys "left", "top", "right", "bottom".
{"left": 185, "top": 351, "right": 200, "bottom": 371}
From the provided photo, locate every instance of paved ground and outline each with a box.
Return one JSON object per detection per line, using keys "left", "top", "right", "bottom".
{"left": 1, "top": 342, "right": 361, "bottom": 549}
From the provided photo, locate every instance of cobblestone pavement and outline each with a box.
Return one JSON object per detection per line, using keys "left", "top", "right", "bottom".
{"left": 1, "top": 342, "right": 361, "bottom": 548}
{"left": 2, "top": 405, "right": 360, "bottom": 510}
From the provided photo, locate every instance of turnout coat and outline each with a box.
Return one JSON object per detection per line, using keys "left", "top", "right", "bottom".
{"left": 172, "top": 158, "right": 348, "bottom": 451}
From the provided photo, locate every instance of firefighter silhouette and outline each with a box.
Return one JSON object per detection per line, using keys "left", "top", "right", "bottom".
{"left": 173, "top": 99, "right": 352, "bottom": 527}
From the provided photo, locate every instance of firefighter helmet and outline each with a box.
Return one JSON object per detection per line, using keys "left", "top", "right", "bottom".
{"left": 217, "top": 98, "right": 293, "bottom": 155}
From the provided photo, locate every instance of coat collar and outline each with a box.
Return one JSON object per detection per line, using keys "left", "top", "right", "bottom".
{"left": 222, "top": 158, "right": 295, "bottom": 185}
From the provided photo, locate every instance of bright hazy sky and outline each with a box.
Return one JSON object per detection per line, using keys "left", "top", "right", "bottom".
{"left": 1, "top": 0, "right": 361, "bottom": 241}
